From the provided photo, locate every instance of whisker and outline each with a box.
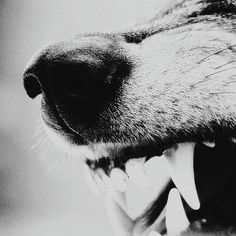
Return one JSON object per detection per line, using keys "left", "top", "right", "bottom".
{"left": 31, "top": 127, "right": 44, "bottom": 139}
{"left": 30, "top": 135, "right": 48, "bottom": 150}
{"left": 214, "top": 60, "right": 236, "bottom": 69}
{"left": 197, "top": 43, "right": 236, "bottom": 64}
{"left": 38, "top": 139, "right": 54, "bottom": 160}
{"left": 205, "top": 66, "right": 236, "bottom": 78}
{"left": 191, "top": 70, "right": 236, "bottom": 88}
{"left": 31, "top": 122, "right": 44, "bottom": 139}
{"left": 209, "top": 91, "right": 236, "bottom": 95}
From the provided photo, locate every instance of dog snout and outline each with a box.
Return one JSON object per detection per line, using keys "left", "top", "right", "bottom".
{"left": 22, "top": 36, "right": 133, "bottom": 131}
{"left": 23, "top": 37, "right": 132, "bottom": 102}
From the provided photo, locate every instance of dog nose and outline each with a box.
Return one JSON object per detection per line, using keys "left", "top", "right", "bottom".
{"left": 22, "top": 36, "right": 134, "bottom": 137}
{"left": 23, "top": 37, "right": 132, "bottom": 102}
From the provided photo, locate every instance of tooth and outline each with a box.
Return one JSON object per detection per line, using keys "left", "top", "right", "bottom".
{"left": 125, "top": 157, "right": 149, "bottom": 188}
{"left": 231, "top": 138, "right": 236, "bottom": 144}
{"left": 83, "top": 164, "right": 99, "bottom": 195}
{"left": 103, "top": 175, "right": 127, "bottom": 210}
{"left": 148, "top": 231, "right": 162, "bottom": 236}
{"left": 203, "top": 141, "right": 215, "bottom": 148}
{"left": 110, "top": 168, "right": 128, "bottom": 192}
{"left": 166, "top": 188, "right": 190, "bottom": 235}
{"left": 163, "top": 142, "right": 200, "bottom": 210}
{"left": 106, "top": 192, "right": 134, "bottom": 235}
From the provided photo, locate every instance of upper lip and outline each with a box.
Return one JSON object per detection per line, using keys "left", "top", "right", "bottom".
{"left": 42, "top": 95, "right": 87, "bottom": 145}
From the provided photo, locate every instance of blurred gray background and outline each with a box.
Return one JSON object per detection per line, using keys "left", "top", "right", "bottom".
{"left": 0, "top": 0, "right": 170, "bottom": 235}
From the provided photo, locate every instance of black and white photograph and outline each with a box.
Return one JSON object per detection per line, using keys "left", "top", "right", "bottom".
{"left": 1, "top": 0, "right": 236, "bottom": 235}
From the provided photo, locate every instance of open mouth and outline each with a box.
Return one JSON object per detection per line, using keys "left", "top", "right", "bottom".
{"left": 83, "top": 137, "right": 236, "bottom": 235}
{"left": 21, "top": 2, "right": 236, "bottom": 232}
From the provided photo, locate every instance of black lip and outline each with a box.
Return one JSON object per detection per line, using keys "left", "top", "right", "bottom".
{"left": 41, "top": 96, "right": 87, "bottom": 145}
{"left": 86, "top": 141, "right": 166, "bottom": 174}
{"left": 45, "top": 118, "right": 87, "bottom": 145}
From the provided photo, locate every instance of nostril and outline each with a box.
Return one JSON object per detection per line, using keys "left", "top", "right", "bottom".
{"left": 23, "top": 73, "right": 42, "bottom": 99}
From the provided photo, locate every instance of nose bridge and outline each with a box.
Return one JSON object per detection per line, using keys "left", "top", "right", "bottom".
{"left": 22, "top": 35, "right": 135, "bottom": 138}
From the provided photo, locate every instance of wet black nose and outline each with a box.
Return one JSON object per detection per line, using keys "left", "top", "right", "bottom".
{"left": 23, "top": 37, "right": 132, "bottom": 103}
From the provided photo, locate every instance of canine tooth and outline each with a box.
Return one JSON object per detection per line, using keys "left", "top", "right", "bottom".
{"left": 164, "top": 142, "right": 200, "bottom": 210}
{"left": 148, "top": 231, "right": 161, "bottom": 236}
{"left": 106, "top": 192, "right": 134, "bottom": 236}
{"left": 83, "top": 164, "right": 99, "bottom": 195}
{"left": 166, "top": 188, "right": 190, "bottom": 235}
{"left": 203, "top": 141, "right": 215, "bottom": 148}
{"left": 110, "top": 168, "right": 128, "bottom": 192}
{"left": 125, "top": 157, "right": 149, "bottom": 188}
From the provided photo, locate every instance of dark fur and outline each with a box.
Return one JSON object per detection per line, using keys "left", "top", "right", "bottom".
{"left": 23, "top": 0, "right": 236, "bottom": 235}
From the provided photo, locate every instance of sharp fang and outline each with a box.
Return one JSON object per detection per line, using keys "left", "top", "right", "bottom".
{"left": 164, "top": 142, "right": 200, "bottom": 210}
{"left": 166, "top": 188, "right": 190, "bottom": 235}
{"left": 148, "top": 231, "right": 162, "bottom": 236}
{"left": 83, "top": 164, "right": 99, "bottom": 195}
{"left": 106, "top": 192, "right": 134, "bottom": 236}
{"left": 125, "top": 157, "right": 149, "bottom": 188}
{"left": 110, "top": 168, "right": 128, "bottom": 192}
{"left": 203, "top": 141, "right": 215, "bottom": 148}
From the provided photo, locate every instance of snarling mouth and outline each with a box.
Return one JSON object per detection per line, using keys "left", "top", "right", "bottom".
{"left": 83, "top": 138, "right": 236, "bottom": 235}
{"left": 21, "top": 0, "right": 236, "bottom": 232}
